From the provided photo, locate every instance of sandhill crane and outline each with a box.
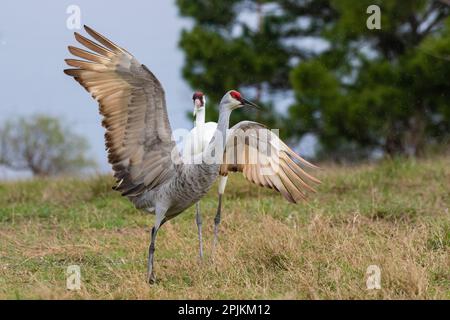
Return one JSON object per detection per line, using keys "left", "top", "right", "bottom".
{"left": 64, "top": 26, "right": 319, "bottom": 283}
{"left": 186, "top": 92, "right": 320, "bottom": 258}
{"left": 64, "top": 26, "right": 259, "bottom": 283}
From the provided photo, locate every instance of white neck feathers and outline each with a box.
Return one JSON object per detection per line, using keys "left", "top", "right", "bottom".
{"left": 195, "top": 107, "right": 206, "bottom": 127}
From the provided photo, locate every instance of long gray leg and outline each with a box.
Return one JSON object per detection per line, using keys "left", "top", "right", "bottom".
{"left": 147, "top": 210, "right": 166, "bottom": 284}
{"left": 213, "top": 176, "right": 228, "bottom": 254}
{"left": 195, "top": 202, "right": 204, "bottom": 260}
{"left": 213, "top": 193, "right": 222, "bottom": 251}
{"left": 147, "top": 226, "right": 158, "bottom": 284}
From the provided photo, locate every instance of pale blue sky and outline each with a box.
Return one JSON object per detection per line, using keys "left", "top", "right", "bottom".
{"left": 0, "top": 0, "right": 193, "bottom": 177}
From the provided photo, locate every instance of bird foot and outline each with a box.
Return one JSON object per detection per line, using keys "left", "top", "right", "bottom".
{"left": 147, "top": 272, "right": 156, "bottom": 285}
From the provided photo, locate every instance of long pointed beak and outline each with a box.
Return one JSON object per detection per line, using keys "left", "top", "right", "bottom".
{"left": 242, "top": 98, "right": 260, "bottom": 110}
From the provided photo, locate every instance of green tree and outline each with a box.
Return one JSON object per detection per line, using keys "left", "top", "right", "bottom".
{"left": 289, "top": 0, "right": 450, "bottom": 159}
{"left": 178, "top": 0, "right": 450, "bottom": 159}
{"left": 0, "top": 115, "right": 95, "bottom": 176}
{"left": 177, "top": 0, "right": 300, "bottom": 131}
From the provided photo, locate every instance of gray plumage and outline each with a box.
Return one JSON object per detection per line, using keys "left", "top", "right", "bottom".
{"left": 64, "top": 26, "right": 234, "bottom": 283}
{"left": 65, "top": 26, "right": 321, "bottom": 284}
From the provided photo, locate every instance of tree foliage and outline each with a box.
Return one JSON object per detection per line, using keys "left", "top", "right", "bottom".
{"left": 0, "top": 115, "right": 95, "bottom": 176}
{"left": 177, "top": 0, "right": 450, "bottom": 159}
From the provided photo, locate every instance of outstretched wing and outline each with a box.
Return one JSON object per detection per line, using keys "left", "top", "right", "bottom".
{"left": 220, "top": 121, "right": 320, "bottom": 203}
{"left": 64, "top": 25, "right": 179, "bottom": 197}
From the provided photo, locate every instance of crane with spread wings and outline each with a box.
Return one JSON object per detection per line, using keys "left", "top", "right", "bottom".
{"left": 65, "top": 26, "right": 319, "bottom": 283}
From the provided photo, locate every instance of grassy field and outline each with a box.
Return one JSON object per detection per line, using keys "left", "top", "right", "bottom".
{"left": 0, "top": 157, "right": 449, "bottom": 299}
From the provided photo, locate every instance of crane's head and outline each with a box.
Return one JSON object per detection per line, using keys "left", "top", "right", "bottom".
{"left": 192, "top": 91, "right": 206, "bottom": 116}
{"left": 220, "top": 90, "right": 260, "bottom": 111}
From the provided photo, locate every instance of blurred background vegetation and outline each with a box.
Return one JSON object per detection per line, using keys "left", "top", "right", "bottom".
{"left": 177, "top": 0, "right": 450, "bottom": 161}
{"left": 0, "top": 115, "right": 95, "bottom": 177}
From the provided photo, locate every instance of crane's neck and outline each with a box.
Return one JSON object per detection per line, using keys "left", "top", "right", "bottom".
{"left": 195, "top": 107, "right": 205, "bottom": 127}
{"left": 194, "top": 107, "right": 206, "bottom": 153}
{"left": 215, "top": 107, "right": 231, "bottom": 149}
{"left": 202, "top": 106, "right": 231, "bottom": 167}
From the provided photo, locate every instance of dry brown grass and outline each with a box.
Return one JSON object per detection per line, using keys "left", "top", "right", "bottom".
{"left": 0, "top": 157, "right": 449, "bottom": 299}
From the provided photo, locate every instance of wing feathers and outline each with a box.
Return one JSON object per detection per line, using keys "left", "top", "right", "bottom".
{"left": 223, "top": 121, "right": 320, "bottom": 203}
{"left": 65, "top": 59, "right": 109, "bottom": 72}
{"left": 65, "top": 25, "right": 177, "bottom": 199}
{"left": 84, "top": 25, "right": 126, "bottom": 54}
{"left": 74, "top": 32, "right": 115, "bottom": 58}
{"left": 68, "top": 46, "right": 111, "bottom": 64}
